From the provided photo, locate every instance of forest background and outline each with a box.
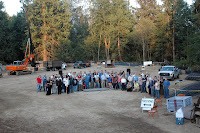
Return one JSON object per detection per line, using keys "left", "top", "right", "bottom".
{"left": 0, "top": 0, "right": 199, "bottom": 70}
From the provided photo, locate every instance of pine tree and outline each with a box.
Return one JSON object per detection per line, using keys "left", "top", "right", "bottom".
{"left": 26, "top": 0, "right": 71, "bottom": 61}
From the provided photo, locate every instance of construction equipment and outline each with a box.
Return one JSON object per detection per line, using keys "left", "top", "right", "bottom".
{"left": 6, "top": 4, "right": 36, "bottom": 76}
{"left": 6, "top": 38, "right": 35, "bottom": 75}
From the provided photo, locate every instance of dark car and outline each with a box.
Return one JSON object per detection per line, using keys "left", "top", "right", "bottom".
{"left": 73, "top": 61, "right": 86, "bottom": 69}
{"left": 85, "top": 61, "right": 91, "bottom": 67}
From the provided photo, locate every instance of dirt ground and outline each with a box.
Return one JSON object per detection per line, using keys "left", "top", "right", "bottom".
{"left": 0, "top": 64, "right": 199, "bottom": 133}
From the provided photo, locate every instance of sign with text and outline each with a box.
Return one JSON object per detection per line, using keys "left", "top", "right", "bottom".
{"left": 141, "top": 98, "right": 154, "bottom": 108}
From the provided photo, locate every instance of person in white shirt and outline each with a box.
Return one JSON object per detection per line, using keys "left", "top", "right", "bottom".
{"left": 155, "top": 80, "right": 160, "bottom": 98}
{"left": 94, "top": 74, "right": 100, "bottom": 88}
{"left": 101, "top": 73, "right": 107, "bottom": 88}
{"left": 128, "top": 74, "right": 133, "bottom": 86}
{"left": 63, "top": 76, "right": 69, "bottom": 93}
{"left": 78, "top": 77, "right": 83, "bottom": 91}
{"left": 68, "top": 72, "right": 72, "bottom": 76}
{"left": 121, "top": 76, "right": 127, "bottom": 90}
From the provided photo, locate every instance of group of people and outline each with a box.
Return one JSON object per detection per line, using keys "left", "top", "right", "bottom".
{"left": 36, "top": 70, "right": 171, "bottom": 98}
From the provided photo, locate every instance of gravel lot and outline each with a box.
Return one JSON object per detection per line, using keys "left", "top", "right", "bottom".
{"left": 0, "top": 65, "right": 199, "bottom": 133}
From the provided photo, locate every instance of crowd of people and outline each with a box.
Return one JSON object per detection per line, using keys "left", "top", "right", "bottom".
{"left": 36, "top": 70, "right": 171, "bottom": 98}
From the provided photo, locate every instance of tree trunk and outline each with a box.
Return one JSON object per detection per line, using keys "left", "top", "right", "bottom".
{"left": 43, "top": 34, "right": 48, "bottom": 61}
{"left": 167, "top": 13, "right": 170, "bottom": 61}
{"left": 142, "top": 38, "right": 145, "bottom": 62}
{"left": 43, "top": 4, "right": 47, "bottom": 61}
{"left": 98, "top": 34, "right": 101, "bottom": 61}
{"left": 172, "top": 0, "right": 176, "bottom": 63}
{"left": 107, "top": 36, "right": 111, "bottom": 60}
{"left": 104, "top": 36, "right": 108, "bottom": 60}
{"left": 118, "top": 35, "right": 122, "bottom": 62}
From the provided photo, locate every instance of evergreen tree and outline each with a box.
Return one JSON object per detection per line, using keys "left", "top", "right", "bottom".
{"left": 26, "top": 0, "right": 71, "bottom": 61}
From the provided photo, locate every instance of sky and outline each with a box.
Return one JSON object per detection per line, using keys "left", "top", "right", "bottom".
{"left": 1, "top": 0, "right": 194, "bottom": 16}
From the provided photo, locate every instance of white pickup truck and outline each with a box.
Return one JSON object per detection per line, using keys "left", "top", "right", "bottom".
{"left": 158, "top": 66, "right": 180, "bottom": 80}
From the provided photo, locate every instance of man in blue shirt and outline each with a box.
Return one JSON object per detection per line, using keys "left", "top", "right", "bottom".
{"left": 163, "top": 78, "right": 170, "bottom": 98}
{"left": 42, "top": 74, "right": 47, "bottom": 91}
{"left": 85, "top": 74, "right": 90, "bottom": 89}
{"left": 98, "top": 70, "right": 103, "bottom": 88}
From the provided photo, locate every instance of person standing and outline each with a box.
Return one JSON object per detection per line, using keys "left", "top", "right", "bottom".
{"left": 42, "top": 74, "right": 47, "bottom": 91}
{"left": 101, "top": 73, "right": 107, "bottom": 88}
{"left": 36, "top": 75, "right": 42, "bottom": 92}
{"left": 77, "top": 73, "right": 82, "bottom": 91}
{"left": 163, "top": 78, "right": 170, "bottom": 98}
{"left": 152, "top": 76, "right": 157, "bottom": 97}
{"left": 90, "top": 74, "right": 95, "bottom": 88}
{"left": 73, "top": 78, "right": 78, "bottom": 93}
{"left": 63, "top": 76, "right": 69, "bottom": 93}
{"left": 155, "top": 80, "right": 160, "bottom": 98}
{"left": 85, "top": 74, "right": 90, "bottom": 89}
{"left": 94, "top": 74, "right": 100, "bottom": 88}
{"left": 128, "top": 74, "right": 133, "bottom": 86}
{"left": 78, "top": 77, "right": 83, "bottom": 91}
{"left": 46, "top": 77, "right": 52, "bottom": 95}
{"left": 57, "top": 78, "right": 62, "bottom": 95}
{"left": 98, "top": 70, "right": 103, "bottom": 88}
{"left": 117, "top": 75, "right": 122, "bottom": 90}
{"left": 69, "top": 75, "right": 74, "bottom": 93}
{"left": 138, "top": 75, "right": 143, "bottom": 92}
{"left": 108, "top": 75, "right": 112, "bottom": 88}
{"left": 160, "top": 78, "right": 164, "bottom": 96}
{"left": 142, "top": 75, "right": 147, "bottom": 93}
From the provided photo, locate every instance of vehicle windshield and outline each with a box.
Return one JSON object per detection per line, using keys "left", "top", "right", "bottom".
{"left": 75, "top": 61, "right": 81, "bottom": 64}
{"left": 13, "top": 61, "right": 22, "bottom": 65}
{"left": 161, "top": 67, "right": 174, "bottom": 71}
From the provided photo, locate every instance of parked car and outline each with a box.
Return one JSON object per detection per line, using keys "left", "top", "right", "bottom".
{"left": 158, "top": 66, "right": 180, "bottom": 80}
{"left": 73, "top": 61, "right": 86, "bottom": 69}
{"left": 85, "top": 61, "right": 91, "bottom": 67}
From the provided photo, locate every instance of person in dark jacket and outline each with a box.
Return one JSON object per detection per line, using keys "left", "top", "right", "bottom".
{"left": 73, "top": 78, "right": 78, "bottom": 93}
{"left": 69, "top": 76, "right": 74, "bottom": 93}
{"left": 57, "top": 78, "right": 62, "bottom": 95}
{"left": 46, "top": 77, "right": 52, "bottom": 96}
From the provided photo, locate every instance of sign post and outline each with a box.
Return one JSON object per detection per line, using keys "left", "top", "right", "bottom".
{"left": 141, "top": 98, "right": 155, "bottom": 113}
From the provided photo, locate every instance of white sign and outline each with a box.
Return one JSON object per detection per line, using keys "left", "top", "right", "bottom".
{"left": 141, "top": 98, "right": 154, "bottom": 108}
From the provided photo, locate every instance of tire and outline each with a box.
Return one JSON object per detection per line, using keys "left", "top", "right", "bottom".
{"left": 16, "top": 71, "right": 19, "bottom": 76}
{"left": 171, "top": 76, "right": 174, "bottom": 81}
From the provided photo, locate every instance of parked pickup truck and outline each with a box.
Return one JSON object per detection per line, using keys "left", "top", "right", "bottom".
{"left": 73, "top": 61, "right": 86, "bottom": 69}
{"left": 158, "top": 66, "right": 180, "bottom": 80}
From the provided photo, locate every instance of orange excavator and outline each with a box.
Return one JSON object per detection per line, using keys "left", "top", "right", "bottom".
{"left": 6, "top": 4, "right": 36, "bottom": 76}
{"left": 6, "top": 39, "right": 35, "bottom": 75}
